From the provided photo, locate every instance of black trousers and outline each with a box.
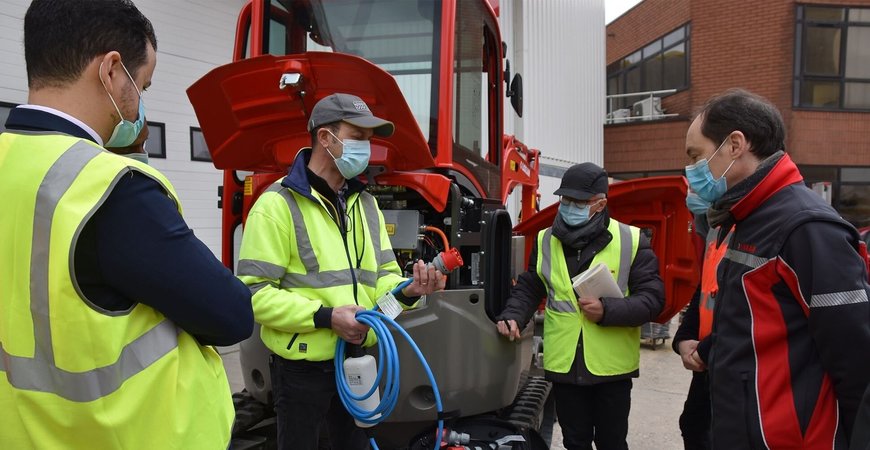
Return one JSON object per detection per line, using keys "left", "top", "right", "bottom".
{"left": 270, "top": 356, "right": 370, "bottom": 450}
{"left": 679, "top": 371, "right": 711, "bottom": 450}
{"left": 553, "top": 379, "right": 632, "bottom": 450}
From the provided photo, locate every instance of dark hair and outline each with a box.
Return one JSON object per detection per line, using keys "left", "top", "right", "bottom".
{"left": 310, "top": 122, "right": 340, "bottom": 149}
{"left": 24, "top": 0, "right": 157, "bottom": 89}
{"left": 697, "top": 89, "right": 785, "bottom": 158}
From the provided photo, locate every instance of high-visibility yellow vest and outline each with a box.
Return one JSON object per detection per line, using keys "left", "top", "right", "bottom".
{"left": 536, "top": 219, "right": 641, "bottom": 375}
{"left": 0, "top": 132, "right": 233, "bottom": 450}
{"left": 237, "top": 182, "right": 406, "bottom": 362}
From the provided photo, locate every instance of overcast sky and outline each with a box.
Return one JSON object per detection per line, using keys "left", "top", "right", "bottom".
{"left": 605, "top": 0, "right": 644, "bottom": 24}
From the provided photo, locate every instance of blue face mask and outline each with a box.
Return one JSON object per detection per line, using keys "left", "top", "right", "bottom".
{"left": 558, "top": 199, "right": 601, "bottom": 227}
{"left": 101, "top": 61, "right": 145, "bottom": 148}
{"left": 684, "top": 138, "right": 735, "bottom": 203}
{"left": 326, "top": 130, "right": 371, "bottom": 179}
{"left": 685, "top": 192, "right": 711, "bottom": 215}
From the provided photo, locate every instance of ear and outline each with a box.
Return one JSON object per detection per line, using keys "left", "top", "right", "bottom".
{"left": 594, "top": 197, "right": 608, "bottom": 213}
{"left": 98, "top": 51, "right": 124, "bottom": 94}
{"left": 316, "top": 128, "right": 334, "bottom": 149}
{"left": 727, "top": 130, "right": 750, "bottom": 160}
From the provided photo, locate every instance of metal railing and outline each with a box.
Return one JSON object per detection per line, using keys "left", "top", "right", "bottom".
{"left": 605, "top": 89, "right": 679, "bottom": 124}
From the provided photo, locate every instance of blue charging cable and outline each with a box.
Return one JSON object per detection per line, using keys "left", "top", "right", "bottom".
{"left": 334, "top": 279, "right": 444, "bottom": 450}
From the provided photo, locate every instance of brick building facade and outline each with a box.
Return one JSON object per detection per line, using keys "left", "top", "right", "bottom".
{"left": 605, "top": 0, "right": 870, "bottom": 228}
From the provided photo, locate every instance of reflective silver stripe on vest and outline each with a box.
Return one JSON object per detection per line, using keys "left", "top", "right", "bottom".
{"left": 724, "top": 249, "right": 768, "bottom": 269}
{"left": 541, "top": 222, "right": 634, "bottom": 312}
{"left": 0, "top": 141, "right": 180, "bottom": 402}
{"left": 811, "top": 289, "right": 869, "bottom": 308}
{"left": 616, "top": 222, "right": 632, "bottom": 294}
{"left": 358, "top": 193, "right": 386, "bottom": 266}
{"left": 270, "top": 186, "right": 378, "bottom": 289}
{"left": 247, "top": 281, "right": 276, "bottom": 295}
{"left": 546, "top": 297, "right": 579, "bottom": 313}
{"left": 540, "top": 229, "right": 558, "bottom": 302}
{"left": 0, "top": 320, "right": 178, "bottom": 402}
{"left": 380, "top": 250, "right": 396, "bottom": 265}
{"left": 274, "top": 188, "right": 321, "bottom": 273}
{"left": 237, "top": 259, "right": 287, "bottom": 280}
{"left": 280, "top": 269, "right": 379, "bottom": 289}
{"left": 540, "top": 229, "right": 578, "bottom": 313}
{"left": 356, "top": 268, "right": 378, "bottom": 288}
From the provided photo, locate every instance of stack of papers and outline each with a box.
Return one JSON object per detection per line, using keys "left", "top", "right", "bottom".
{"left": 571, "top": 262, "right": 624, "bottom": 299}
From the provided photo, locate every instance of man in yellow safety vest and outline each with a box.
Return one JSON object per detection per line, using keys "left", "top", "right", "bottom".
{"left": 0, "top": 1, "right": 253, "bottom": 448}
{"left": 497, "top": 162, "right": 665, "bottom": 450}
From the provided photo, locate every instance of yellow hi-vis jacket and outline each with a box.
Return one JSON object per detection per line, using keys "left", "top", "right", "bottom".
{"left": 237, "top": 180, "right": 407, "bottom": 361}
{"left": 537, "top": 219, "right": 641, "bottom": 375}
{"left": 0, "top": 132, "right": 233, "bottom": 450}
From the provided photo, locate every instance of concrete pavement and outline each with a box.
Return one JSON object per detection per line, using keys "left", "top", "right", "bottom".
{"left": 548, "top": 332, "right": 692, "bottom": 449}
{"left": 220, "top": 320, "right": 692, "bottom": 449}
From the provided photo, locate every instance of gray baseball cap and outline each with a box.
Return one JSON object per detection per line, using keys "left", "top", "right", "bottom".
{"left": 307, "top": 93, "right": 395, "bottom": 138}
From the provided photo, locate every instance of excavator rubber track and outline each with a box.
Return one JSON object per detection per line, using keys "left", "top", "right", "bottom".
{"left": 504, "top": 376, "right": 555, "bottom": 444}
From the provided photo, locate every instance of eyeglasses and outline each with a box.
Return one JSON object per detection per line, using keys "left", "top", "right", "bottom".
{"left": 560, "top": 197, "right": 604, "bottom": 208}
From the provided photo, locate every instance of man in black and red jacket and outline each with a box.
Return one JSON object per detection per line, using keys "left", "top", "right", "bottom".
{"left": 683, "top": 89, "right": 870, "bottom": 449}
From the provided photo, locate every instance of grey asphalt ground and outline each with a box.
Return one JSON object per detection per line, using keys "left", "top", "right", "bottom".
{"left": 220, "top": 318, "right": 691, "bottom": 449}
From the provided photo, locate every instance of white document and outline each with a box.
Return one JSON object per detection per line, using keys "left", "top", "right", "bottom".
{"left": 376, "top": 291, "right": 403, "bottom": 320}
{"left": 571, "top": 262, "right": 624, "bottom": 299}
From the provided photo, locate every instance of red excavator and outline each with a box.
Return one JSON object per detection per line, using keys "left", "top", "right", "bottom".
{"left": 187, "top": 1, "right": 698, "bottom": 448}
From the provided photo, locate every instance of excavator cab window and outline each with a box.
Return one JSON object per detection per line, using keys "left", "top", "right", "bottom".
{"left": 243, "top": 0, "right": 442, "bottom": 155}
{"left": 451, "top": 0, "right": 502, "bottom": 199}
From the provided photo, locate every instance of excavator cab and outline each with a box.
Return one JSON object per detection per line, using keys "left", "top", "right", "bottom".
{"left": 188, "top": 1, "right": 549, "bottom": 448}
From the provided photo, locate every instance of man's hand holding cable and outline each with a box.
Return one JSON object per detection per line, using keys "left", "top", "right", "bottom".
{"left": 332, "top": 304, "right": 369, "bottom": 344}
{"left": 402, "top": 259, "right": 446, "bottom": 297}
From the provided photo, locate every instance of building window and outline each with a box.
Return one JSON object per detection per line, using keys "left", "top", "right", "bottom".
{"left": 145, "top": 121, "right": 166, "bottom": 159}
{"left": 190, "top": 127, "right": 212, "bottom": 162}
{"left": 795, "top": 5, "right": 870, "bottom": 110}
{"left": 800, "top": 165, "right": 870, "bottom": 229}
{"left": 0, "top": 101, "right": 17, "bottom": 133}
{"left": 607, "top": 24, "right": 690, "bottom": 109}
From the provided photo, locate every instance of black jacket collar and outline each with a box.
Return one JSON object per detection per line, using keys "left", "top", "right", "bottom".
{"left": 281, "top": 148, "right": 367, "bottom": 203}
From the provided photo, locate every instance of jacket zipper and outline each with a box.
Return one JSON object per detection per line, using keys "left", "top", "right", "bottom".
{"left": 742, "top": 372, "right": 760, "bottom": 450}
{"left": 286, "top": 333, "right": 299, "bottom": 350}
{"left": 322, "top": 195, "right": 359, "bottom": 305}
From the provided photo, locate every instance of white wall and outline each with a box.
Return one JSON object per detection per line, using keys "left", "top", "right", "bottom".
{"left": 499, "top": 0, "right": 606, "bottom": 211}
{"left": 0, "top": 0, "right": 246, "bottom": 257}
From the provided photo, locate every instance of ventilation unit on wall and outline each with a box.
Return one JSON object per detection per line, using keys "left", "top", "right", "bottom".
{"left": 606, "top": 108, "right": 631, "bottom": 124}
{"left": 632, "top": 97, "right": 663, "bottom": 120}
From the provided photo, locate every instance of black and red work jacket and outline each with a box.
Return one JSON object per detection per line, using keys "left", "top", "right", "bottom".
{"left": 708, "top": 154, "right": 870, "bottom": 449}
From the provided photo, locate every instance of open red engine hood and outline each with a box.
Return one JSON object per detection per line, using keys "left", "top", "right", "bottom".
{"left": 186, "top": 52, "right": 436, "bottom": 173}
{"left": 514, "top": 176, "right": 700, "bottom": 323}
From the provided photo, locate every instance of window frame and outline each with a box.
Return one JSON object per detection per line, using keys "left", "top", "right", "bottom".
{"left": 190, "top": 127, "right": 213, "bottom": 163}
{"left": 794, "top": 4, "right": 870, "bottom": 112}
{"left": 607, "top": 23, "right": 691, "bottom": 109}
{"left": 799, "top": 164, "right": 870, "bottom": 229}
{"left": 144, "top": 121, "right": 166, "bottom": 159}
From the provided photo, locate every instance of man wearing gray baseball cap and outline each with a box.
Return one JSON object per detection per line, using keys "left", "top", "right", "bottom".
{"left": 236, "top": 93, "right": 445, "bottom": 450}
